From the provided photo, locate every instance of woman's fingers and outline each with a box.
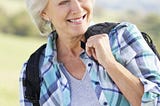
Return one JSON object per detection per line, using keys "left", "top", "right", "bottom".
{"left": 86, "top": 46, "right": 92, "bottom": 57}
{"left": 86, "top": 46, "right": 97, "bottom": 60}
{"left": 85, "top": 34, "right": 115, "bottom": 66}
{"left": 86, "top": 34, "right": 106, "bottom": 61}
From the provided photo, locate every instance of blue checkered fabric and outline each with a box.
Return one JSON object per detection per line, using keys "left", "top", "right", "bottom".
{"left": 19, "top": 22, "right": 160, "bottom": 106}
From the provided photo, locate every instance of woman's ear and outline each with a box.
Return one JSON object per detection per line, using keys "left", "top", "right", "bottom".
{"left": 40, "top": 11, "right": 50, "bottom": 21}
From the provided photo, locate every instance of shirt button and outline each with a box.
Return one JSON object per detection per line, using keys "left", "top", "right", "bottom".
{"left": 95, "top": 81, "right": 100, "bottom": 85}
{"left": 103, "top": 102, "right": 108, "bottom": 105}
{"left": 88, "top": 63, "right": 92, "bottom": 67}
{"left": 143, "top": 81, "right": 148, "bottom": 84}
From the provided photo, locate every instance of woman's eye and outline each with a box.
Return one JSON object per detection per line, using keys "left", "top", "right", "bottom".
{"left": 59, "top": 0, "right": 69, "bottom": 5}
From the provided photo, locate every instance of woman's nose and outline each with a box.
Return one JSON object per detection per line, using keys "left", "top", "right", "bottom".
{"left": 70, "top": 0, "right": 83, "bottom": 14}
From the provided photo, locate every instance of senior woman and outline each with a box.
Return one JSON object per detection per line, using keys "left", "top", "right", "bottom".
{"left": 20, "top": 0, "right": 160, "bottom": 106}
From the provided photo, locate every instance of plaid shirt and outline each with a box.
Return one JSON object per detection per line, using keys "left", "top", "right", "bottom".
{"left": 19, "top": 22, "right": 160, "bottom": 106}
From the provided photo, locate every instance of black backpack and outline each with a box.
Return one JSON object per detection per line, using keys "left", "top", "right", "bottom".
{"left": 23, "top": 22, "right": 160, "bottom": 106}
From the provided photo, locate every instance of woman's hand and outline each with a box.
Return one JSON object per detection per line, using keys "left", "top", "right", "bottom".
{"left": 86, "top": 34, "right": 144, "bottom": 106}
{"left": 86, "top": 34, "right": 116, "bottom": 66}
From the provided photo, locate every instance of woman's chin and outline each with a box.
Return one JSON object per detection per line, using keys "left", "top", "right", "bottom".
{"left": 70, "top": 28, "right": 87, "bottom": 36}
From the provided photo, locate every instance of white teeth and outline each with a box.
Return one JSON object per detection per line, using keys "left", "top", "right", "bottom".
{"left": 69, "top": 17, "right": 83, "bottom": 23}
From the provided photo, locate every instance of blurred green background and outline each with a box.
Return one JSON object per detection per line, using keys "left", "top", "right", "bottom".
{"left": 0, "top": 0, "right": 160, "bottom": 106}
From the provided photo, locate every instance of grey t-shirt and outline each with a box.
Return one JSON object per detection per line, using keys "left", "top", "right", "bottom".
{"left": 65, "top": 70, "right": 101, "bottom": 106}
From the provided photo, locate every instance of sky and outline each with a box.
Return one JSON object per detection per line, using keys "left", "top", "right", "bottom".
{"left": 95, "top": 0, "right": 160, "bottom": 14}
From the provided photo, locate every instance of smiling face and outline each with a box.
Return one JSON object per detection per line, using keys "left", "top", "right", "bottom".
{"left": 42, "top": 0, "right": 94, "bottom": 38}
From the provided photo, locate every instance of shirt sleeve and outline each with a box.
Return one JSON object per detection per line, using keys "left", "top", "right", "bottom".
{"left": 117, "top": 22, "right": 160, "bottom": 105}
{"left": 19, "top": 62, "right": 33, "bottom": 106}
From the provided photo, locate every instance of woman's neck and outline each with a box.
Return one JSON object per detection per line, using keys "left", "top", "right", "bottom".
{"left": 57, "top": 34, "right": 85, "bottom": 58}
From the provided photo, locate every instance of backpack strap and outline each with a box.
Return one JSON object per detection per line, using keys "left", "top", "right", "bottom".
{"left": 81, "top": 22, "right": 160, "bottom": 61}
{"left": 141, "top": 32, "right": 160, "bottom": 60}
{"left": 81, "top": 22, "right": 120, "bottom": 49}
{"left": 24, "top": 44, "right": 46, "bottom": 106}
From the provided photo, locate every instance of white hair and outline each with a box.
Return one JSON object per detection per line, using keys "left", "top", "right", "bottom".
{"left": 25, "top": 0, "right": 54, "bottom": 35}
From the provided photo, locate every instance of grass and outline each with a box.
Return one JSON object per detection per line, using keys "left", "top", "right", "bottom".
{"left": 0, "top": 33, "right": 46, "bottom": 106}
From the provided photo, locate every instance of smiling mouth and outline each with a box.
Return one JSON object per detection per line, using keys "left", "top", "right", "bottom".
{"left": 67, "top": 14, "right": 86, "bottom": 23}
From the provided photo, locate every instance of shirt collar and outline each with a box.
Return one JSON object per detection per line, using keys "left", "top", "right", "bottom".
{"left": 43, "top": 31, "right": 58, "bottom": 64}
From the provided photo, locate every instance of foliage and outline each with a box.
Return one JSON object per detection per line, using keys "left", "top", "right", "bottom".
{"left": 142, "top": 14, "right": 160, "bottom": 37}
{"left": 0, "top": 5, "right": 160, "bottom": 39}
{"left": 0, "top": 8, "right": 39, "bottom": 37}
{"left": 0, "top": 8, "right": 11, "bottom": 33}
{"left": 10, "top": 11, "right": 39, "bottom": 36}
